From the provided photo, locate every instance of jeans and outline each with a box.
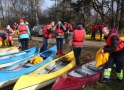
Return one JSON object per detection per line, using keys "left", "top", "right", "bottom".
{"left": 72, "top": 47, "right": 83, "bottom": 65}
{"left": 20, "top": 38, "right": 29, "bottom": 51}
{"left": 40, "top": 37, "right": 49, "bottom": 52}
{"left": 56, "top": 38, "right": 63, "bottom": 50}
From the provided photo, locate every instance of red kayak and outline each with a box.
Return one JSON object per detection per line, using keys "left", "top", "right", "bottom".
{"left": 52, "top": 60, "right": 104, "bottom": 90}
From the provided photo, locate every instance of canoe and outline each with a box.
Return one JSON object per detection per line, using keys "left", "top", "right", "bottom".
{"left": 13, "top": 51, "right": 76, "bottom": 90}
{"left": 0, "top": 45, "right": 57, "bottom": 89}
{"left": 0, "top": 47, "right": 19, "bottom": 55}
{"left": 0, "top": 46, "right": 40, "bottom": 68}
{"left": 86, "top": 34, "right": 124, "bottom": 41}
{"left": 52, "top": 60, "right": 104, "bottom": 90}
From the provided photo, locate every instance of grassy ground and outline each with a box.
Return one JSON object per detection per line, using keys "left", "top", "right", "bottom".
{"left": 1, "top": 40, "right": 124, "bottom": 90}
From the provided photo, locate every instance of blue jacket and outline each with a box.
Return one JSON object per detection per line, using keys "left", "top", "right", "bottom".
{"left": 18, "top": 22, "right": 30, "bottom": 39}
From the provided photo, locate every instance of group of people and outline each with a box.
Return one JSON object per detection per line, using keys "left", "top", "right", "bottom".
{"left": 1, "top": 18, "right": 123, "bottom": 84}
{"left": 91, "top": 23, "right": 105, "bottom": 41}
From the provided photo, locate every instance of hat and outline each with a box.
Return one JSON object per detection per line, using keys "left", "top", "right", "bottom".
{"left": 7, "top": 25, "right": 10, "bottom": 29}
{"left": 20, "top": 19, "right": 24, "bottom": 22}
{"left": 77, "top": 25, "right": 82, "bottom": 30}
{"left": 25, "top": 22, "right": 28, "bottom": 25}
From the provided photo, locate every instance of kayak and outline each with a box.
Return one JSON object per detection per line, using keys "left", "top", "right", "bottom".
{"left": 13, "top": 51, "right": 75, "bottom": 90}
{"left": 0, "top": 45, "right": 57, "bottom": 89}
{"left": 52, "top": 60, "right": 104, "bottom": 90}
{"left": 0, "top": 47, "right": 19, "bottom": 55}
{"left": 0, "top": 46, "right": 40, "bottom": 68}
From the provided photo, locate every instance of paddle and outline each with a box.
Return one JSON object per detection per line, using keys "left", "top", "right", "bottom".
{"left": 10, "top": 61, "right": 30, "bottom": 71}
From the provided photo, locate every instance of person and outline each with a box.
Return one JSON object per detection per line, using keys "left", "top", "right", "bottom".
{"left": 110, "top": 28, "right": 118, "bottom": 34}
{"left": 100, "top": 27, "right": 124, "bottom": 83}
{"left": 63, "top": 22, "right": 73, "bottom": 44}
{"left": 55, "top": 21, "right": 66, "bottom": 55}
{"left": 18, "top": 18, "right": 30, "bottom": 51}
{"left": 6, "top": 25, "right": 14, "bottom": 46}
{"left": 91, "top": 24, "right": 98, "bottom": 40}
{"left": 40, "top": 21, "right": 58, "bottom": 52}
{"left": 99, "top": 23, "right": 105, "bottom": 41}
{"left": 25, "top": 21, "right": 32, "bottom": 40}
{"left": 13, "top": 22, "right": 19, "bottom": 37}
{"left": 0, "top": 28, "right": 6, "bottom": 46}
{"left": 72, "top": 24, "right": 86, "bottom": 65}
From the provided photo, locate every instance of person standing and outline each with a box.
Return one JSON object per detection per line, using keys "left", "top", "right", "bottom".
{"left": 91, "top": 24, "right": 98, "bottom": 40}
{"left": 40, "top": 21, "right": 58, "bottom": 52}
{"left": 13, "top": 22, "right": 19, "bottom": 37}
{"left": 6, "top": 25, "right": 14, "bottom": 46}
{"left": 18, "top": 18, "right": 30, "bottom": 51}
{"left": 99, "top": 23, "right": 105, "bottom": 41}
{"left": 100, "top": 27, "right": 124, "bottom": 83}
{"left": 72, "top": 24, "right": 86, "bottom": 65}
{"left": 25, "top": 21, "right": 32, "bottom": 40}
{"left": 55, "top": 21, "right": 66, "bottom": 56}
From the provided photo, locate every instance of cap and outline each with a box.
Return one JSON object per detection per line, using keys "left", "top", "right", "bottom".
{"left": 20, "top": 19, "right": 24, "bottom": 22}
{"left": 77, "top": 25, "right": 82, "bottom": 30}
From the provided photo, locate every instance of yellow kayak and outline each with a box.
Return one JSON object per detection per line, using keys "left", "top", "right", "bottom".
{"left": 13, "top": 51, "right": 76, "bottom": 90}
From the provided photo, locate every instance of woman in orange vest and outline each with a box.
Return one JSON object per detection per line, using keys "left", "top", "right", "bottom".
{"left": 72, "top": 24, "right": 86, "bottom": 65}
{"left": 100, "top": 27, "right": 124, "bottom": 83}
{"left": 55, "top": 21, "right": 66, "bottom": 55}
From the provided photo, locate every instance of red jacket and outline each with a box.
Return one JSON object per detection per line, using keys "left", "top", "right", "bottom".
{"left": 72, "top": 29, "right": 85, "bottom": 46}
{"left": 106, "top": 33, "right": 124, "bottom": 52}
{"left": 55, "top": 28, "right": 64, "bottom": 36}
{"left": 18, "top": 25, "right": 28, "bottom": 34}
{"left": 93, "top": 24, "right": 98, "bottom": 32}
{"left": 100, "top": 24, "right": 105, "bottom": 30}
{"left": 44, "top": 24, "right": 52, "bottom": 38}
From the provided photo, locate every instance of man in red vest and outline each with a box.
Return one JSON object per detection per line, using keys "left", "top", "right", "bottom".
{"left": 100, "top": 27, "right": 124, "bottom": 83}
{"left": 99, "top": 23, "right": 105, "bottom": 41}
{"left": 91, "top": 24, "right": 98, "bottom": 40}
{"left": 72, "top": 24, "right": 86, "bottom": 65}
{"left": 40, "top": 21, "right": 58, "bottom": 52}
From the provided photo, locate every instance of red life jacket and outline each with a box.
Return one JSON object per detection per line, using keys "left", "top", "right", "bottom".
{"left": 93, "top": 24, "right": 98, "bottom": 32}
{"left": 18, "top": 24, "right": 28, "bottom": 34}
{"left": 72, "top": 29, "right": 85, "bottom": 46}
{"left": 8, "top": 35, "right": 13, "bottom": 41}
{"left": 44, "top": 25, "right": 52, "bottom": 38}
{"left": 0, "top": 37, "right": 2, "bottom": 41}
{"left": 13, "top": 24, "right": 18, "bottom": 30}
{"left": 106, "top": 33, "right": 124, "bottom": 52}
{"left": 55, "top": 28, "right": 64, "bottom": 36}
{"left": 100, "top": 24, "right": 105, "bottom": 30}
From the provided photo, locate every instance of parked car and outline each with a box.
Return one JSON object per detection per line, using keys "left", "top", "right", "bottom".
{"left": 31, "top": 25, "right": 44, "bottom": 37}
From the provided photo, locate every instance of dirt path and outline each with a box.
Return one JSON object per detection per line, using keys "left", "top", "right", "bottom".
{"left": 31, "top": 37, "right": 106, "bottom": 48}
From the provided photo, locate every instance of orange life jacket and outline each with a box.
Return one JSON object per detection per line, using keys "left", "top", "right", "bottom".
{"left": 106, "top": 33, "right": 124, "bottom": 52}
{"left": 55, "top": 28, "right": 64, "bottom": 36}
{"left": 18, "top": 24, "right": 28, "bottom": 34}
{"left": 93, "top": 24, "right": 98, "bottom": 32}
{"left": 72, "top": 29, "right": 84, "bottom": 46}
{"left": 44, "top": 25, "right": 52, "bottom": 38}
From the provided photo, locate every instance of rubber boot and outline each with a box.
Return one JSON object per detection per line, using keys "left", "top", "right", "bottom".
{"left": 59, "top": 50, "right": 63, "bottom": 56}
{"left": 57, "top": 50, "right": 60, "bottom": 55}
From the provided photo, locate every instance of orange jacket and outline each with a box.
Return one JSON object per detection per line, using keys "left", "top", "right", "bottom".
{"left": 106, "top": 33, "right": 124, "bottom": 52}
{"left": 44, "top": 24, "right": 52, "bottom": 38}
{"left": 18, "top": 24, "right": 28, "bottom": 34}
{"left": 72, "top": 29, "right": 85, "bottom": 46}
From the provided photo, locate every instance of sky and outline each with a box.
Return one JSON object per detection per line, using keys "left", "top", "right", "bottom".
{"left": 42, "top": 0, "right": 55, "bottom": 10}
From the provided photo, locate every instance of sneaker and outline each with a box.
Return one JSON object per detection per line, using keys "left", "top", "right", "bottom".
{"left": 114, "top": 78, "right": 123, "bottom": 82}
{"left": 100, "top": 78, "right": 110, "bottom": 83}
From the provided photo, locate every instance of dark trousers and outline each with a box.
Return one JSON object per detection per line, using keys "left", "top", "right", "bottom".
{"left": 73, "top": 47, "right": 82, "bottom": 65}
{"left": 56, "top": 38, "right": 63, "bottom": 50}
{"left": 40, "top": 37, "right": 49, "bottom": 52}
{"left": 20, "top": 38, "right": 29, "bottom": 51}
{"left": 100, "top": 30, "right": 102, "bottom": 41}
{"left": 91, "top": 31, "right": 96, "bottom": 40}
{"left": 64, "top": 34, "right": 69, "bottom": 44}
{"left": 8, "top": 41, "right": 12, "bottom": 46}
{"left": 105, "top": 53, "right": 124, "bottom": 73}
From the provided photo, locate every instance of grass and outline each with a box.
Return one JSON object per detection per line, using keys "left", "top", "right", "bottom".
{"left": 1, "top": 40, "right": 124, "bottom": 90}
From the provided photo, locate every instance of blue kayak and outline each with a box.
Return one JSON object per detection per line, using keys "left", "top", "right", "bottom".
{"left": 0, "top": 45, "right": 57, "bottom": 89}
{"left": 0, "top": 46, "right": 40, "bottom": 68}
